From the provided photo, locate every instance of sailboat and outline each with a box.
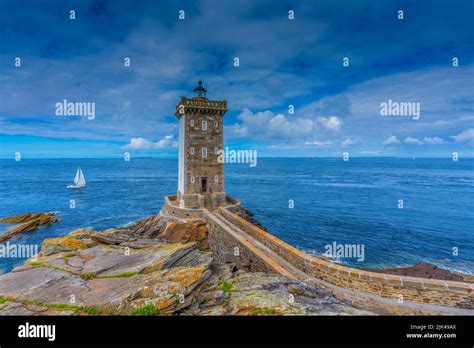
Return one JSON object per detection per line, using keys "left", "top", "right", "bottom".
{"left": 67, "top": 167, "right": 86, "bottom": 189}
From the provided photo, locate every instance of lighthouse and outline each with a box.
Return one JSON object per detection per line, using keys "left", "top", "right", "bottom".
{"left": 175, "top": 82, "right": 228, "bottom": 209}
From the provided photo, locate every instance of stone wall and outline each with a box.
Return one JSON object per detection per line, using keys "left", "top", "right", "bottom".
{"left": 161, "top": 196, "right": 204, "bottom": 219}
{"left": 204, "top": 211, "right": 275, "bottom": 273}
{"left": 217, "top": 207, "right": 474, "bottom": 309}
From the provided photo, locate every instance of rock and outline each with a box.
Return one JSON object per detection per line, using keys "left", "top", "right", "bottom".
{"left": 127, "top": 266, "right": 212, "bottom": 314}
{"left": 91, "top": 229, "right": 134, "bottom": 245}
{"left": 228, "top": 290, "right": 307, "bottom": 315}
{"left": 0, "top": 302, "right": 38, "bottom": 315}
{"left": 125, "top": 239, "right": 165, "bottom": 249}
{"left": 12, "top": 264, "right": 34, "bottom": 273}
{"left": 0, "top": 249, "right": 213, "bottom": 316}
{"left": 0, "top": 212, "right": 60, "bottom": 242}
{"left": 29, "top": 252, "right": 84, "bottom": 275}
{"left": 157, "top": 220, "right": 209, "bottom": 250}
{"left": 132, "top": 215, "right": 167, "bottom": 239}
{"left": 66, "top": 256, "right": 85, "bottom": 269}
{"left": 230, "top": 206, "right": 268, "bottom": 231}
{"left": 80, "top": 242, "right": 197, "bottom": 277}
{"left": 376, "top": 262, "right": 473, "bottom": 283}
{"left": 223, "top": 273, "right": 308, "bottom": 315}
{"left": 0, "top": 210, "right": 377, "bottom": 317}
{"left": 169, "top": 249, "right": 213, "bottom": 269}
{"left": 41, "top": 236, "right": 88, "bottom": 256}
{"left": 0, "top": 267, "right": 89, "bottom": 304}
{"left": 195, "top": 271, "right": 375, "bottom": 316}
{"left": 199, "top": 306, "right": 227, "bottom": 316}
{"left": 130, "top": 214, "right": 209, "bottom": 250}
{"left": 68, "top": 228, "right": 96, "bottom": 239}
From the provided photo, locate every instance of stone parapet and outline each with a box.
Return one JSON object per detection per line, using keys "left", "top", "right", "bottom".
{"left": 217, "top": 207, "right": 474, "bottom": 310}
{"left": 161, "top": 196, "right": 204, "bottom": 219}
{"left": 176, "top": 97, "right": 227, "bottom": 115}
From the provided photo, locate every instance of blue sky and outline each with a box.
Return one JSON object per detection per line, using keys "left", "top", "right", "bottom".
{"left": 0, "top": 0, "right": 473, "bottom": 158}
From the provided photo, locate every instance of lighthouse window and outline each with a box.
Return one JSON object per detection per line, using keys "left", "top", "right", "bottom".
{"left": 190, "top": 176, "right": 195, "bottom": 183}
{"left": 214, "top": 147, "right": 218, "bottom": 154}
{"left": 202, "top": 120, "right": 207, "bottom": 131}
{"left": 214, "top": 121, "right": 218, "bottom": 127}
{"left": 190, "top": 147, "right": 195, "bottom": 155}
{"left": 214, "top": 175, "right": 219, "bottom": 183}
{"left": 190, "top": 119, "right": 194, "bottom": 127}
{"left": 202, "top": 148, "right": 208, "bottom": 158}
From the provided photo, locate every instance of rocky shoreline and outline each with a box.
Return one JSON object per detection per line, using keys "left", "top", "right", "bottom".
{"left": 374, "top": 262, "right": 474, "bottom": 283}
{"left": 0, "top": 212, "right": 60, "bottom": 242}
{"left": 0, "top": 211, "right": 372, "bottom": 316}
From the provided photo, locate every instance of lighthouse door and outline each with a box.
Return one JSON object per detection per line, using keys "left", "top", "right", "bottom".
{"left": 201, "top": 177, "right": 207, "bottom": 193}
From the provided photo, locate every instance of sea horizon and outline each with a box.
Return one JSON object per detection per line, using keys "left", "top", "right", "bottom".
{"left": 2, "top": 155, "right": 474, "bottom": 159}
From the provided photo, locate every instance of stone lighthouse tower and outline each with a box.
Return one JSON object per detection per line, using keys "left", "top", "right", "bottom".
{"left": 175, "top": 81, "right": 228, "bottom": 209}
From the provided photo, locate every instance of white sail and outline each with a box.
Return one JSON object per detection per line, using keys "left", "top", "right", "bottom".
{"left": 75, "top": 168, "right": 86, "bottom": 187}
{"left": 74, "top": 168, "right": 80, "bottom": 184}
{"left": 67, "top": 167, "right": 86, "bottom": 188}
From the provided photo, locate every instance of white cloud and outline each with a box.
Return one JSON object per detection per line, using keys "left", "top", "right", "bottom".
{"left": 382, "top": 135, "right": 400, "bottom": 145}
{"left": 422, "top": 136, "right": 445, "bottom": 145}
{"left": 399, "top": 136, "right": 446, "bottom": 145}
{"left": 403, "top": 137, "right": 424, "bottom": 145}
{"left": 304, "top": 140, "right": 332, "bottom": 147}
{"left": 123, "top": 135, "right": 177, "bottom": 150}
{"left": 228, "top": 108, "right": 345, "bottom": 147}
{"left": 230, "top": 108, "right": 321, "bottom": 140}
{"left": 155, "top": 135, "right": 177, "bottom": 149}
{"left": 124, "top": 137, "right": 153, "bottom": 150}
{"left": 318, "top": 116, "right": 343, "bottom": 132}
{"left": 341, "top": 138, "right": 360, "bottom": 147}
{"left": 451, "top": 128, "right": 474, "bottom": 143}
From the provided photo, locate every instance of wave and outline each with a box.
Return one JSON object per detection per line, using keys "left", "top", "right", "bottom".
{"left": 120, "top": 221, "right": 136, "bottom": 228}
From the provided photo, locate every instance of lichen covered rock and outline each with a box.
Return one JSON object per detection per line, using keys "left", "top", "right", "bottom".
{"left": 157, "top": 220, "right": 209, "bottom": 250}
{"left": 41, "top": 236, "right": 88, "bottom": 256}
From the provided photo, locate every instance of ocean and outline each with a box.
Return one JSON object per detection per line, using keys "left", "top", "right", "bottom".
{"left": 0, "top": 157, "right": 473, "bottom": 275}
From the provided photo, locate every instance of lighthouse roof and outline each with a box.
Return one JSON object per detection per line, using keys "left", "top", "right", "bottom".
{"left": 193, "top": 81, "right": 207, "bottom": 98}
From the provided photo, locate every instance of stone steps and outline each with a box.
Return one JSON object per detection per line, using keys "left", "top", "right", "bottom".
{"left": 205, "top": 211, "right": 307, "bottom": 281}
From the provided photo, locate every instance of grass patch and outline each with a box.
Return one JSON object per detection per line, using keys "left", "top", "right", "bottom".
{"left": 28, "top": 261, "right": 43, "bottom": 267}
{"left": 218, "top": 279, "right": 234, "bottom": 293}
{"left": 130, "top": 304, "right": 162, "bottom": 316}
{"left": 28, "top": 260, "right": 72, "bottom": 274}
{"left": 45, "top": 303, "right": 81, "bottom": 312}
{"left": 97, "top": 272, "right": 138, "bottom": 279}
{"left": 82, "top": 306, "right": 101, "bottom": 315}
{"left": 80, "top": 272, "right": 138, "bottom": 280}
{"left": 249, "top": 308, "right": 277, "bottom": 316}
{"left": 62, "top": 253, "right": 76, "bottom": 262}
{"left": 39, "top": 303, "right": 101, "bottom": 315}
{"left": 218, "top": 279, "right": 240, "bottom": 304}
{"left": 80, "top": 272, "right": 96, "bottom": 280}
{"left": 0, "top": 296, "right": 100, "bottom": 316}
